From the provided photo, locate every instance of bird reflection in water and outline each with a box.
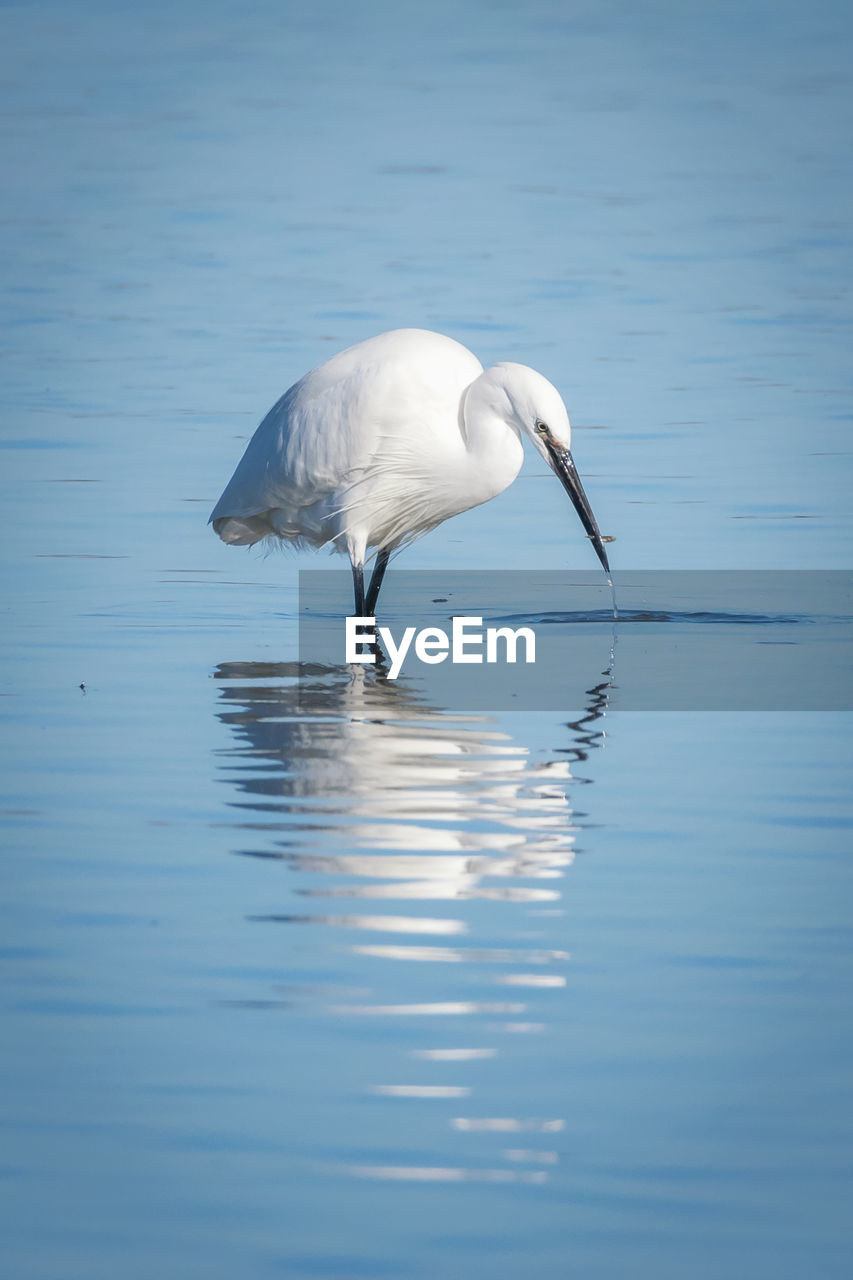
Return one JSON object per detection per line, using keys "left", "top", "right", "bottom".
{"left": 213, "top": 658, "right": 611, "bottom": 1184}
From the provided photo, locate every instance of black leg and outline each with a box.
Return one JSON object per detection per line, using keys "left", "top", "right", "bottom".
{"left": 352, "top": 561, "right": 365, "bottom": 616}
{"left": 365, "top": 547, "right": 391, "bottom": 616}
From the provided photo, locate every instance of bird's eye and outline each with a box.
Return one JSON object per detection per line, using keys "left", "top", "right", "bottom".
{"left": 535, "top": 420, "right": 548, "bottom": 436}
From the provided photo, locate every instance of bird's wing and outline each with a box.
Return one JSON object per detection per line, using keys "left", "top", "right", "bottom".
{"left": 209, "top": 363, "right": 384, "bottom": 523}
{"left": 210, "top": 330, "right": 483, "bottom": 526}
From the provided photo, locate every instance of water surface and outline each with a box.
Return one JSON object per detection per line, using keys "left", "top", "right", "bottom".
{"left": 2, "top": 2, "right": 852, "bottom": 1277}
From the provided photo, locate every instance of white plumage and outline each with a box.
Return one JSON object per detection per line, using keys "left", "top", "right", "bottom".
{"left": 210, "top": 328, "right": 609, "bottom": 614}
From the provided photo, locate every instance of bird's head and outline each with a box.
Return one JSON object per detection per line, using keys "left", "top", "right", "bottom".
{"left": 487, "top": 362, "right": 611, "bottom": 575}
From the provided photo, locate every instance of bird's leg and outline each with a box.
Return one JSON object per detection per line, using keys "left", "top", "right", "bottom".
{"left": 351, "top": 562, "right": 366, "bottom": 617}
{"left": 365, "top": 547, "right": 391, "bottom": 616}
{"left": 351, "top": 558, "right": 386, "bottom": 666}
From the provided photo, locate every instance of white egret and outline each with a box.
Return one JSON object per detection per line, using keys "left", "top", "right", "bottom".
{"left": 210, "top": 328, "right": 610, "bottom": 614}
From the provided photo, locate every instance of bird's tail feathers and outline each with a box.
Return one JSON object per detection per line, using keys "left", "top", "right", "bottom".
{"left": 212, "top": 515, "right": 272, "bottom": 546}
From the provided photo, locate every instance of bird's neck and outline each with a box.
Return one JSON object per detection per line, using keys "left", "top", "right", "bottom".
{"left": 458, "top": 371, "right": 525, "bottom": 503}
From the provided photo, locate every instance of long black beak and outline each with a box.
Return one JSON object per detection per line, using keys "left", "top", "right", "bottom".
{"left": 547, "top": 442, "right": 610, "bottom": 574}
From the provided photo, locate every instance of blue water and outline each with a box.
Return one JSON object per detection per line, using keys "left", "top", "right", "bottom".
{"left": 2, "top": 2, "right": 852, "bottom": 1277}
